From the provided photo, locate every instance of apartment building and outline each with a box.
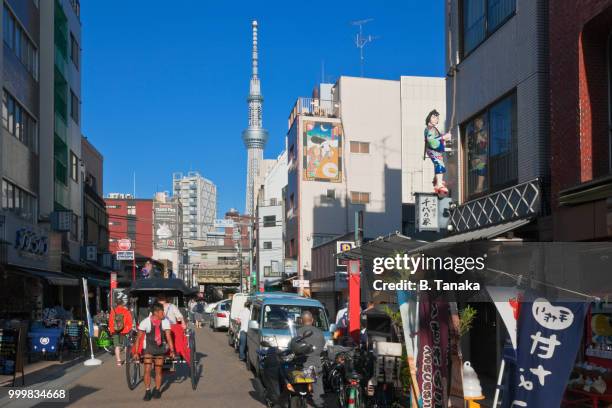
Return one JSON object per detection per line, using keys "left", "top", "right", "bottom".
{"left": 172, "top": 171, "right": 217, "bottom": 246}
{"left": 255, "top": 150, "right": 287, "bottom": 289}
{"left": 285, "top": 78, "right": 403, "bottom": 292}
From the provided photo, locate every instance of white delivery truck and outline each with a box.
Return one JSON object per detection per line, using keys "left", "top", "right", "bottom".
{"left": 227, "top": 292, "right": 249, "bottom": 349}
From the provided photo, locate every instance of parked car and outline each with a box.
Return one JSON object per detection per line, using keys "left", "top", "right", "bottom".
{"left": 211, "top": 300, "right": 231, "bottom": 331}
{"left": 203, "top": 301, "right": 220, "bottom": 327}
{"left": 228, "top": 293, "right": 250, "bottom": 349}
{"left": 245, "top": 293, "right": 335, "bottom": 375}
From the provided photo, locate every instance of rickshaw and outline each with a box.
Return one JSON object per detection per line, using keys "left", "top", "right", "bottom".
{"left": 123, "top": 278, "right": 200, "bottom": 391}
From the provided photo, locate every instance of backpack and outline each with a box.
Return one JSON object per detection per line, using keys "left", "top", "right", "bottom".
{"left": 114, "top": 308, "right": 125, "bottom": 332}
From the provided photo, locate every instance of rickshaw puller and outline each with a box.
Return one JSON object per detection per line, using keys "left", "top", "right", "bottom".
{"left": 133, "top": 302, "right": 175, "bottom": 401}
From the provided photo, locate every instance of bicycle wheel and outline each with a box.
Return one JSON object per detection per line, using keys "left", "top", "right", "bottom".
{"left": 125, "top": 343, "right": 141, "bottom": 390}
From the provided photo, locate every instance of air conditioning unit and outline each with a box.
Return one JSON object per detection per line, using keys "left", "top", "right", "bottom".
{"left": 51, "top": 210, "right": 73, "bottom": 232}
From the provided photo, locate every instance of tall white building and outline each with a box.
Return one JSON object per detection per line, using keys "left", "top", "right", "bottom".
{"left": 242, "top": 20, "right": 268, "bottom": 215}
{"left": 255, "top": 150, "right": 287, "bottom": 288}
{"left": 172, "top": 172, "right": 217, "bottom": 246}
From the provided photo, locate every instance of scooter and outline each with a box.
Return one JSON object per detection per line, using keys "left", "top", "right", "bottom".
{"left": 259, "top": 320, "right": 317, "bottom": 408}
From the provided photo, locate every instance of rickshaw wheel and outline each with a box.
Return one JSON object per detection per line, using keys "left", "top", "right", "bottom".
{"left": 125, "top": 342, "right": 141, "bottom": 390}
{"left": 189, "top": 332, "right": 197, "bottom": 390}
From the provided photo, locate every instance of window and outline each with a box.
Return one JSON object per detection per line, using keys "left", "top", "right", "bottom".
{"left": 263, "top": 305, "right": 328, "bottom": 330}
{"left": 70, "top": 90, "right": 79, "bottom": 124}
{"left": 462, "top": 0, "right": 516, "bottom": 56}
{"left": 264, "top": 266, "right": 271, "bottom": 277}
{"left": 108, "top": 221, "right": 121, "bottom": 226}
{"left": 251, "top": 305, "right": 261, "bottom": 324}
{"left": 350, "top": 141, "right": 370, "bottom": 154}
{"left": 326, "top": 189, "right": 336, "bottom": 200}
{"left": 350, "top": 191, "right": 370, "bottom": 204}
{"left": 70, "top": 151, "right": 78, "bottom": 182}
{"left": 127, "top": 205, "right": 136, "bottom": 215}
{"left": 70, "top": 32, "right": 79, "bottom": 69}
{"left": 463, "top": 92, "right": 517, "bottom": 198}
{"left": 263, "top": 241, "right": 272, "bottom": 250}
{"left": 3, "top": 5, "right": 38, "bottom": 79}
{"left": 2, "top": 179, "right": 35, "bottom": 221}
{"left": 70, "top": 213, "right": 78, "bottom": 241}
{"left": 263, "top": 215, "right": 276, "bottom": 227}
{"left": 2, "top": 90, "right": 37, "bottom": 150}
{"left": 106, "top": 204, "right": 121, "bottom": 209}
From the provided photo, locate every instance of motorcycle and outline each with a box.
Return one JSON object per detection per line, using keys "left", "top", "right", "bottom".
{"left": 259, "top": 319, "right": 317, "bottom": 408}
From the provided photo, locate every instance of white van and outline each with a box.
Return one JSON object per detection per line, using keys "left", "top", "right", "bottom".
{"left": 227, "top": 292, "right": 249, "bottom": 348}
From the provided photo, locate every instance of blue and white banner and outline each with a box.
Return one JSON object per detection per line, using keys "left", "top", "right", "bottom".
{"left": 505, "top": 294, "right": 587, "bottom": 408}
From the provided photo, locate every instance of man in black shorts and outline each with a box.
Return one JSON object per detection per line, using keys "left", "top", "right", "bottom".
{"left": 133, "top": 302, "right": 175, "bottom": 401}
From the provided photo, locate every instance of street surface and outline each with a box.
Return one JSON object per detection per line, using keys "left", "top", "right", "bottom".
{"left": 1, "top": 327, "right": 267, "bottom": 408}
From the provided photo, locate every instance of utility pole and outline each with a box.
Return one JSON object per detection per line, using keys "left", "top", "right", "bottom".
{"left": 351, "top": 19, "right": 380, "bottom": 77}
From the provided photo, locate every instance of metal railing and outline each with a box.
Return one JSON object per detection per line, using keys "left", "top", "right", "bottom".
{"left": 288, "top": 98, "right": 338, "bottom": 128}
{"left": 450, "top": 178, "right": 541, "bottom": 233}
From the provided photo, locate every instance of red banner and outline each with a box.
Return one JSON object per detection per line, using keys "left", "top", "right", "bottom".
{"left": 417, "top": 293, "right": 450, "bottom": 408}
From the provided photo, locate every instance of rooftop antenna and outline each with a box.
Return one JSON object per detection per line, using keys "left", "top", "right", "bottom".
{"left": 351, "top": 18, "right": 379, "bottom": 77}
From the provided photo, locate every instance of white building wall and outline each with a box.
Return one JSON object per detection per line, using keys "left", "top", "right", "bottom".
{"left": 296, "top": 77, "right": 403, "bottom": 274}
{"left": 257, "top": 151, "right": 287, "bottom": 283}
{"left": 400, "top": 76, "right": 446, "bottom": 203}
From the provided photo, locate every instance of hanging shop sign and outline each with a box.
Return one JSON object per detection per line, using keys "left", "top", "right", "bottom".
{"left": 506, "top": 294, "right": 587, "bottom": 408}
{"left": 416, "top": 193, "right": 439, "bottom": 232}
{"left": 336, "top": 241, "right": 355, "bottom": 266}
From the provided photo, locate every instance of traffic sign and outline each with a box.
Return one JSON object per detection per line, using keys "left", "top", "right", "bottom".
{"left": 214, "top": 219, "right": 235, "bottom": 228}
{"left": 117, "top": 239, "right": 132, "bottom": 251}
{"left": 116, "top": 250, "right": 134, "bottom": 261}
{"left": 292, "top": 279, "right": 310, "bottom": 288}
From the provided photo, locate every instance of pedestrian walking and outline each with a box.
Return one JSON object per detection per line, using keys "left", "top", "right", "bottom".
{"left": 109, "top": 296, "right": 133, "bottom": 366}
{"left": 133, "top": 303, "right": 175, "bottom": 401}
{"left": 237, "top": 305, "right": 250, "bottom": 361}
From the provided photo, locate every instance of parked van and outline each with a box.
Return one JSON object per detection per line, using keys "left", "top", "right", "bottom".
{"left": 227, "top": 292, "right": 250, "bottom": 348}
{"left": 245, "top": 293, "right": 335, "bottom": 374}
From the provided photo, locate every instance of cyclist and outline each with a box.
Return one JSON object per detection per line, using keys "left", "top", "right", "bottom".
{"left": 109, "top": 296, "right": 133, "bottom": 366}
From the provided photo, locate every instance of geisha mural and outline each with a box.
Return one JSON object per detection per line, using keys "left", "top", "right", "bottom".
{"left": 303, "top": 121, "right": 342, "bottom": 182}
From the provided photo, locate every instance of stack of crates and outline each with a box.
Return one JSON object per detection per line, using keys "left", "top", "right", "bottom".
{"left": 372, "top": 341, "right": 403, "bottom": 388}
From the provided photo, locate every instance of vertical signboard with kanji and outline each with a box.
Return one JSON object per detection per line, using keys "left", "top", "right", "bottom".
{"left": 417, "top": 293, "right": 450, "bottom": 408}
{"left": 505, "top": 295, "right": 587, "bottom": 407}
{"left": 416, "top": 193, "right": 439, "bottom": 232}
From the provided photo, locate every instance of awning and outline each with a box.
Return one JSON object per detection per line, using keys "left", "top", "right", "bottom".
{"left": 410, "top": 218, "right": 533, "bottom": 254}
{"left": 337, "top": 233, "right": 428, "bottom": 261}
{"left": 15, "top": 267, "right": 79, "bottom": 286}
{"left": 337, "top": 219, "right": 533, "bottom": 261}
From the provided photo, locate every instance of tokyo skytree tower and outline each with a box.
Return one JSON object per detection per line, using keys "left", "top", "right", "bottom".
{"left": 242, "top": 20, "right": 268, "bottom": 215}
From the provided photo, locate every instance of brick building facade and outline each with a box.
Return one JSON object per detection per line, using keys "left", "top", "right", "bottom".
{"left": 550, "top": 0, "right": 612, "bottom": 240}
{"left": 105, "top": 198, "right": 153, "bottom": 258}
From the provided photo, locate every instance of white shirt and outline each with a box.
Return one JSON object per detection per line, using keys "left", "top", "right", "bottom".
{"left": 238, "top": 307, "right": 251, "bottom": 333}
{"left": 336, "top": 307, "right": 348, "bottom": 327}
{"left": 162, "top": 303, "right": 184, "bottom": 325}
{"left": 138, "top": 317, "right": 171, "bottom": 349}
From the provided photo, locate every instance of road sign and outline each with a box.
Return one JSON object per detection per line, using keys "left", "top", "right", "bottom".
{"left": 117, "top": 239, "right": 132, "bottom": 251}
{"left": 292, "top": 279, "right": 310, "bottom": 288}
{"left": 214, "top": 219, "right": 235, "bottom": 228}
{"left": 116, "top": 250, "right": 134, "bottom": 261}
{"left": 336, "top": 241, "right": 355, "bottom": 266}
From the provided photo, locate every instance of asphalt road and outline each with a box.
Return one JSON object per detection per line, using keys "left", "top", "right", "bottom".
{"left": 4, "top": 326, "right": 267, "bottom": 408}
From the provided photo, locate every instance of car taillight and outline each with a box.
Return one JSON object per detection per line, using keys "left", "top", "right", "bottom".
{"left": 216, "top": 313, "right": 226, "bottom": 318}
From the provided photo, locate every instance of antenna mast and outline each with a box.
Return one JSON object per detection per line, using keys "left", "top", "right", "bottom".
{"left": 351, "top": 18, "right": 379, "bottom": 77}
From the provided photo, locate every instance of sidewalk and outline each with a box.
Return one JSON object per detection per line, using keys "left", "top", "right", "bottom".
{"left": 0, "top": 352, "right": 113, "bottom": 408}
{"left": 0, "top": 351, "right": 110, "bottom": 388}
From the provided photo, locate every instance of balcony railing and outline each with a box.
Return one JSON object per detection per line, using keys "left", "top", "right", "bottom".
{"left": 450, "top": 178, "right": 541, "bottom": 233}
{"left": 288, "top": 98, "right": 338, "bottom": 128}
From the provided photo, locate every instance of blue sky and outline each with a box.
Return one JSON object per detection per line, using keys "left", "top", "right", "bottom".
{"left": 81, "top": 1, "right": 445, "bottom": 216}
